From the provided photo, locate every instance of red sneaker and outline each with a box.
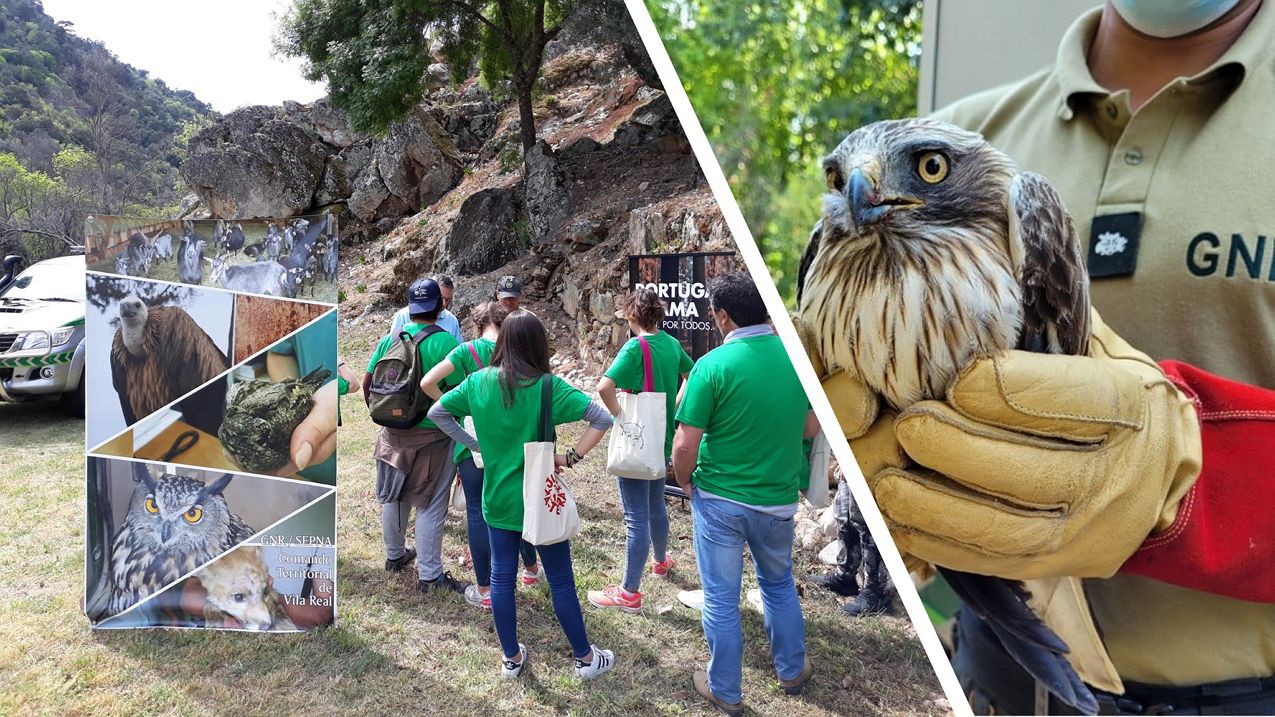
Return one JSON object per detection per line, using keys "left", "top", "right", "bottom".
{"left": 587, "top": 585, "right": 642, "bottom": 614}
{"left": 520, "top": 564, "right": 544, "bottom": 587}
{"left": 652, "top": 556, "right": 677, "bottom": 578}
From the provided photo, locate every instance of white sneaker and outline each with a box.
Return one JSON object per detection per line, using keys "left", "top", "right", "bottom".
{"left": 574, "top": 644, "right": 615, "bottom": 679}
{"left": 502, "top": 643, "right": 528, "bottom": 679}
{"left": 678, "top": 589, "right": 705, "bottom": 610}
{"left": 679, "top": 589, "right": 761, "bottom": 612}
{"left": 464, "top": 584, "right": 492, "bottom": 610}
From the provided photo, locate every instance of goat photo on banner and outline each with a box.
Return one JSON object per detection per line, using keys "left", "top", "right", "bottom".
{"left": 83, "top": 214, "right": 339, "bottom": 303}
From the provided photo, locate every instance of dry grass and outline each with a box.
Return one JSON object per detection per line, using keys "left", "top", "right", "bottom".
{"left": 0, "top": 324, "right": 948, "bottom": 716}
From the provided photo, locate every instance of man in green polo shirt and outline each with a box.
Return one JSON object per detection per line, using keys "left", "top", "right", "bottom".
{"left": 366, "top": 278, "right": 467, "bottom": 595}
{"left": 673, "top": 271, "right": 819, "bottom": 716}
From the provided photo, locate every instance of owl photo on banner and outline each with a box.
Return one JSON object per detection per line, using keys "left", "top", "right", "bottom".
{"left": 103, "top": 461, "right": 254, "bottom": 618}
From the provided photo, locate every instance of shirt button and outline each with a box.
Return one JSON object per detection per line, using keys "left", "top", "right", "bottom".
{"left": 1124, "top": 149, "right": 1143, "bottom": 165}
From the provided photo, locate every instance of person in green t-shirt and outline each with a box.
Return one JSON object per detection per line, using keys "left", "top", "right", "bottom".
{"left": 364, "top": 279, "right": 467, "bottom": 596}
{"left": 421, "top": 301, "right": 544, "bottom": 609}
{"left": 672, "top": 271, "right": 819, "bottom": 714}
{"left": 428, "top": 309, "right": 618, "bottom": 681}
{"left": 588, "top": 287, "right": 693, "bottom": 615}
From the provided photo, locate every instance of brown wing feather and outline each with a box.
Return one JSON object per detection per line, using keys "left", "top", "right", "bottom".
{"left": 150, "top": 307, "right": 230, "bottom": 399}
{"left": 1009, "top": 172, "right": 1091, "bottom": 356}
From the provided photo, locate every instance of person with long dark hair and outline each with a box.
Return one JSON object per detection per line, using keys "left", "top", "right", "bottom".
{"left": 588, "top": 287, "right": 693, "bottom": 614}
{"left": 428, "top": 310, "right": 617, "bottom": 680}
{"left": 421, "top": 302, "right": 544, "bottom": 610}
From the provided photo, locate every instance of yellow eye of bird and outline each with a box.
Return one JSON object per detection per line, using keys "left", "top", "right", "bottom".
{"left": 825, "top": 168, "right": 845, "bottom": 192}
{"left": 916, "top": 151, "right": 949, "bottom": 184}
{"left": 183, "top": 506, "right": 203, "bottom": 524}
{"left": 144, "top": 496, "right": 159, "bottom": 514}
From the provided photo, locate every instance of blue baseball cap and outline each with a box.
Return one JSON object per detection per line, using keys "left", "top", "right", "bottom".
{"left": 407, "top": 278, "right": 441, "bottom": 313}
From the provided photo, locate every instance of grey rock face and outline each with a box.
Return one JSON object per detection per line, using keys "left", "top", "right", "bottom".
{"left": 307, "top": 99, "right": 357, "bottom": 148}
{"left": 346, "top": 109, "right": 462, "bottom": 223}
{"left": 183, "top": 106, "right": 328, "bottom": 219}
{"left": 523, "top": 141, "right": 572, "bottom": 246}
{"left": 183, "top": 104, "right": 462, "bottom": 225}
{"left": 439, "top": 187, "right": 525, "bottom": 275}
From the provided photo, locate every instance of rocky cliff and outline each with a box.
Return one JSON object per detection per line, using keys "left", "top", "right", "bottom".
{"left": 180, "top": 25, "right": 733, "bottom": 373}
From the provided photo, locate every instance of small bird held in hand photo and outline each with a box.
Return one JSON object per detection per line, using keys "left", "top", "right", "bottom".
{"left": 219, "top": 367, "right": 332, "bottom": 475}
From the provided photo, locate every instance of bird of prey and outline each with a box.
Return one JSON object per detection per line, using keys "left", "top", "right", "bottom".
{"left": 797, "top": 118, "right": 1093, "bottom": 712}
{"left": 110, "top": 296, "right": 231, "bottom": 426}
{"left": 219, "top": 367, "right": 332, "bottom": 474}
{"left": 107, "top": 461, "right": 254, "bottom": 617}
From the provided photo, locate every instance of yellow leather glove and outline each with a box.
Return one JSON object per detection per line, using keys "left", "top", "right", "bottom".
{"left": 870, "top": 311, "right": 1202, "bottom": 580}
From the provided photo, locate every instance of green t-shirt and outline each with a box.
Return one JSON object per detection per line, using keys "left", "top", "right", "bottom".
{"left": 445, "top": 337, "right": 496, "bottom": 463}
{"left": 604, "top": 331, "right": 693, "bottom": 457}
{"left": 674, "top": 334, "right": 808, "bottom": 506}
{"left": 365, "top": 322, "right": 462, "bottom": 430}
{"left": 439, "top": 369, "right": 591, "bottom": 531}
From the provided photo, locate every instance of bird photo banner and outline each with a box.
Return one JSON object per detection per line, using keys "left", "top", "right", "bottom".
{"left": 83, "top": 214, "right": 339, "bottom": 632}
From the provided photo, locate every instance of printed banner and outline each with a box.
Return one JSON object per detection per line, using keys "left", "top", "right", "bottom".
{"left": 83, "top": 214, "right": 338, "bottom": 631}
{"left": 627, "top": 252, "right": 736, "bottom": 360}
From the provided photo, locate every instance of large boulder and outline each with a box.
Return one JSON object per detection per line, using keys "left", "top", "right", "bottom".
{"left": 438, "top": 187, "right": 525, "bottom": 275}
{"left": 523, "top": 140, "right": 572, "bottom": 246}
{"left": 306, "top": 98, "right": 358, "bottom": 148}
{"left": 347, "top": 108, "right": 463, "bottom": 223}
{"left": 182, "top": 106, "right": 329, "bottom": 219}
{"left": 183, "top": 103, "right": 463, "bottom": 224}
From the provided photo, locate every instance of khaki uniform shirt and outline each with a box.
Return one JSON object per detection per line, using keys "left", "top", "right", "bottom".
{"left": 936, "top": 5, "right": 1275, "bottom": 686}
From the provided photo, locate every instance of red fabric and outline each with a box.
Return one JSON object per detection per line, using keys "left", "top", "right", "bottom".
{"left": 1120, "top": 360, "right": 1275, "bottom": 602}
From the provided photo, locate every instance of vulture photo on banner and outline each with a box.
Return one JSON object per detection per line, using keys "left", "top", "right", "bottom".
{"left": 798, "top": 119, "right": 1094, "bottom": 713}
{"left": 110, "top": 295, "right": 231, "bottom": 426}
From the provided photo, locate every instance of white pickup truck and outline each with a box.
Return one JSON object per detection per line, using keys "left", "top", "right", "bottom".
{"left": 0, "top": 255, "right": 86, "bottom": 416}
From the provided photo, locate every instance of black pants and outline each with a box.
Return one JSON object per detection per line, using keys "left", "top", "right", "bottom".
{"left": 952, "top": 608, "right": 1275, "bottom": 715}
{"left": 839, "top": 497, "right": 886, "bottom": 590}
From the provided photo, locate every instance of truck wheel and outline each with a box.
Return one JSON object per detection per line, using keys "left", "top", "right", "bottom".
{"left": 63, "top": 377, "right": 85, "bottom": 418}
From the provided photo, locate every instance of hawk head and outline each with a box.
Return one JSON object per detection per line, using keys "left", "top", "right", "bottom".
{"left": 820, "top": 118, "right": 1017, "bottom": 245}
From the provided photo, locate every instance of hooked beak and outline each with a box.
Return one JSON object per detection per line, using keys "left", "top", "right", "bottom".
{"left": 848, "top": 167, "right": 920, "bottom": 232}
{"left": 160, "top": 520, "right": 173, "bottom": 544}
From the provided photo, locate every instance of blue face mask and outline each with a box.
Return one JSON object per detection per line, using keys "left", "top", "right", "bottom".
{"left": 1111, "top": 0, "right": 1241, "bottom": 37}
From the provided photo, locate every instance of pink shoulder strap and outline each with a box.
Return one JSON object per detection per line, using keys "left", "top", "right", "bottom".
{"left": 467, "top": 342, "right": 484, "bottom": 369}
{"left": 637, "top": 336, "right": 654, "bottom": 393}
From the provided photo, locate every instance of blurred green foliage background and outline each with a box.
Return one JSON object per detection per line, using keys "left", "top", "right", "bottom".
{"left": 648, "top": 0, "right": 922, "bottom": 304}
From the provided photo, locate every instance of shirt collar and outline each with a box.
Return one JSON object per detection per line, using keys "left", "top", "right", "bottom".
{"left": 725, "top": 324, "right": 774, "bottom": 343}
{"left": 1053, "top": 3, "right": 1269, "bottom": 120}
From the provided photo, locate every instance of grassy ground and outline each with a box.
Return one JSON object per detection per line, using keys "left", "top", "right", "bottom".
{"left": 0, "top": 330, "right": 947, "bottom": 716}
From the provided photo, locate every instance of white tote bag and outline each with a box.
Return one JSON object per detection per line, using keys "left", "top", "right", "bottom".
{"left": 522, "top": 375, "right": 580, "bottom": 545}
{"left": 605, "top": 336, "right": 668, "bottom": 480}
{"left": 463, "top": 416, "right": 484, "bottom": 469}
{"left": 802, "top": 430, "right": 832, "bottom": 509}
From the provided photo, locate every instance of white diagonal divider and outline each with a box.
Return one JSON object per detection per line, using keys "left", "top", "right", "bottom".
{"left": 622, "top": 2, "right": 972, "bottom": 713}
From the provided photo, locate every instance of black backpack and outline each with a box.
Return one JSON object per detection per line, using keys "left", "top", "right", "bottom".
{"left": 368, "top": 324, "right": 445, "bottom": 428}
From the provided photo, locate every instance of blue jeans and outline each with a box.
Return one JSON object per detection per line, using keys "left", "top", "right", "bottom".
{"left": 489, "top": 526, "right": 591, "bottom": 659}
{"left": 457, "top": 458, "right": 538, "bottom": 587}
{"left": 692, "top": 489, "right": 806, "bottom": 704}
{"left": 616, "top": 476, "right": 670, "bottom": 592}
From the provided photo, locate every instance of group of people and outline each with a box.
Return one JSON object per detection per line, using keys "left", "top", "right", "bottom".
{"left": 346, "top": 269, "right": 833, "bottom": 713}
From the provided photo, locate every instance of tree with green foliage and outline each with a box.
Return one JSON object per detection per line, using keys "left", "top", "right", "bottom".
{"left": 0, "top": 149, "right": 95, "bottom": 261}
{"left": 0, "top": 0, "right": 212, "bottom": 255}
{"left": 280, "top": 0, "right": 580, "bottom": 153}
{"left": 651, "top": 0, "right": 921, "bottom": 304}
